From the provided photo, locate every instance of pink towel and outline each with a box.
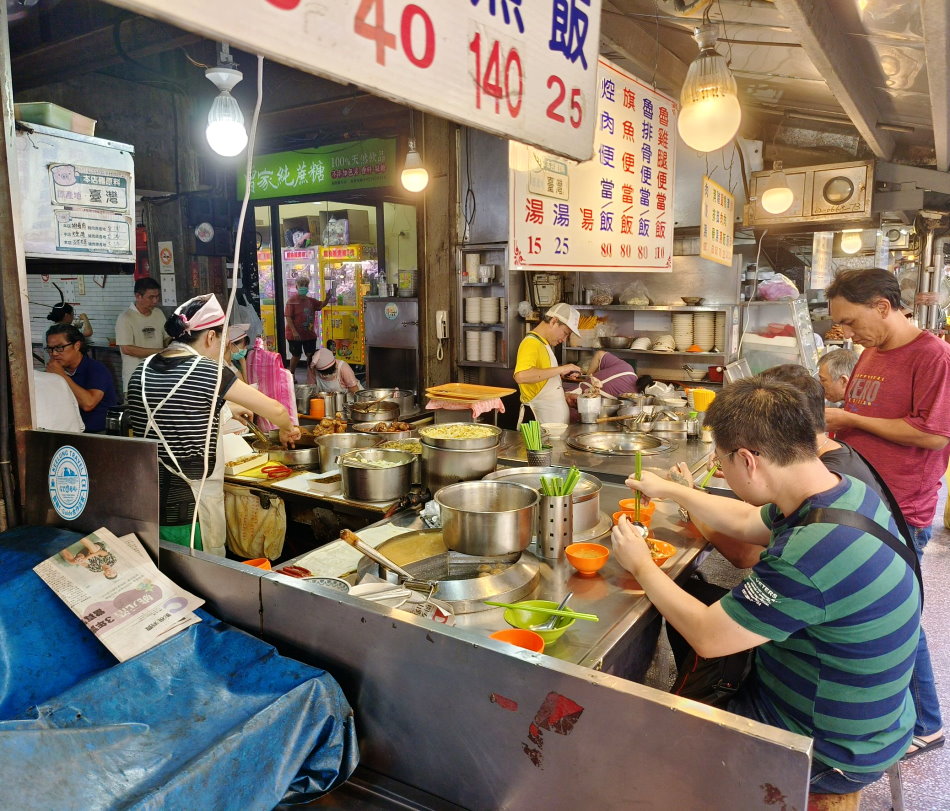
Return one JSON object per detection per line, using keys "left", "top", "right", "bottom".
{"left": 245, "top": 338, "right": 299, "bottom": 431}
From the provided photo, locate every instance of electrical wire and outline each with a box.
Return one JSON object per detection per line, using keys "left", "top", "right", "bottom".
{"left": 737, "top": 228, "right": 768, "bottom": 361}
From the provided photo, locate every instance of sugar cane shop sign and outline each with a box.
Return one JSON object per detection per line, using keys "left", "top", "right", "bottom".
{"left": 104, "top": 0, "right": 602, "bottom": 162}
{"left": 239, "top": 139, "right": 397, "bottom": 199}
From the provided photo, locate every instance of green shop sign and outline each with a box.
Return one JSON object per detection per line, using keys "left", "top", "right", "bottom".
{"left": 239, "top": 138, "right": 397, "bottom": 200}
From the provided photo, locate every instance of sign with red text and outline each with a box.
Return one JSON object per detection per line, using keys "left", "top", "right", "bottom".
{"left": 699, "top": 176, "right": 734, "bottom": 267}
{"left": 104, "top": 0, "right": 602, "bottom": 161}
{"left": 510, "top": 58, "right": 677, "bottom": 272}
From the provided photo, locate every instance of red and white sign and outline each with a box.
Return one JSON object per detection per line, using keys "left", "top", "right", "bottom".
{"left": 157, "top": 240, "right": 175, "bottom": 275}
{"left": 510, "top": 58, "right": 677, "bottom": 273}
{"left": 104, "top": 0, "right": 602, "bottom": 161}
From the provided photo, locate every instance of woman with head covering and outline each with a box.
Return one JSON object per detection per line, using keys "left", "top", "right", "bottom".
{"left": 225, "top": 323, "right": 251, "bottom": 383}
{"left": 126, "top": 294, "right": 300, "bottom": 555}
{"left": 309, "top": 347, "right": 359, "bottom": 394}
{"left": 47, "top": 301, "right": 93, "bottom": 338}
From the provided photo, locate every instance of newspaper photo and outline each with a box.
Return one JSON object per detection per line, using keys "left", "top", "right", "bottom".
{"left": 33, "top": 527, "right": 205, "bottom": 662}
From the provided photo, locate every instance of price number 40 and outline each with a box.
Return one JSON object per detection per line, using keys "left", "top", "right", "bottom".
{"left": 354, "top": 0, "right": 435, "bottom": 68}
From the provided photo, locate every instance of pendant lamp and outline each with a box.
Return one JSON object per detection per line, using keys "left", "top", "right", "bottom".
{"left": 205, "top": 44, "right": 248, "bottom": 157}
{"left": 760, "top": 161, "right": 794, "bottom": 215}
{"left": 401, "top": 139, "right": 429, "bottom": 192}
{"left": 678, "top": 24, "right": 742, "bottom": 153}
{"left": 840, "top": 230, "right": 863, "bottom": 255}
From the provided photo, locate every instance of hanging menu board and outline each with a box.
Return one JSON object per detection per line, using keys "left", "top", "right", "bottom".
{"left": 510, "top": 57, "right": 677, "bottom": 273}
{"left": 699, "top": 175, "right": 734, "bottom": 267}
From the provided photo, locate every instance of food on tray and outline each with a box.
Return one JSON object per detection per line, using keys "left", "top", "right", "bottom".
{"left": 274, "top": 565, "right": 313, "bottom": 579}
{"left": 378, "top": 439, "right": 423, "bottom": 454}
{"left": 824, "top": 324, "right": 848, "bottom": 341}
{"left": 420, "top": 424, "right": 497, "bottom": 440}
{"left": 359, "top": 421, "right": 412, "bottom": 433}
{"left": 224, "top": 452, "right": 269, "bottom": 475}
{"left": 342, "top": 452, "right": 406, "bottom": 469}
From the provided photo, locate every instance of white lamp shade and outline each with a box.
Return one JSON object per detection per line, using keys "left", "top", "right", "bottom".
{"left": 206, "top": 91, "right": 247, "bottom": 157}
{"left": 840, "top": 231, "right": 863, "bottom": 254}
{"left": 677, "top": 94, "right": 742, "bottom": 152}
{"left": 401, "top": 144, "right": 429, "bottom": 192}
{"left": 761, "top": 184, "right": 794, "bottom": 215}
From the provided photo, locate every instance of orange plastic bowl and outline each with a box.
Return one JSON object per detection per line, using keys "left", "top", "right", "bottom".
{"left": 618, "top": 499, "right": 655, "bottom": 519}
{"left": 565, "top": 542, "right": 610, "bottom": 576}
{"left": 242, "top": 557, "right": 272, "bottom": 570}
{"left": 648, "top": 540, "right": 676, "bottom": 566}
{"left": 612, "top": 510, "right": 653, "bottom": 527}
{"left": 490, "top": 628, "right": 545, "bottom": 653}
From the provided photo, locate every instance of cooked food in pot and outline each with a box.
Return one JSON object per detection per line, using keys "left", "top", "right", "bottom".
{"left": 420, "top": 424, "right": 498, "bottom": 440}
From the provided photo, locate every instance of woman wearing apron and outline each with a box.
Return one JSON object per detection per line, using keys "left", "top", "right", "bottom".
{"left": 513, "top": 303, "right": 583, "bottom": 425}
{"left": 310, "top": 347, "right": 360, "bottom": 394}
{"left": 565, "top": 351, "right": 638, "bottom": 419}
{"left": 127, "top": 295, "right": 301, "bottom": 556}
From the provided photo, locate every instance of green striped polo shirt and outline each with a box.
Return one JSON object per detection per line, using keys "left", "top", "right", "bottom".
{"left": 720, "top": 474, "right": 920, "bottom": 773}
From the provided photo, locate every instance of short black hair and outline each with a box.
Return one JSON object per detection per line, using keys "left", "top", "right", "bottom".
{"left": 759, "top": 364, "right": 825, "bottom": 432}
{"left": 706, "top": 377, "right": 818, "bottom": 466}
{"left": 825, "top": 267, "right": 901, "bottom": 309}
{"left": 134, "top": 277, "right": 161, "bottom": 295}
{"left": 46, "top": 323, "right": 86, "bottom": 354}
{"left": 47, "top": 302, "right": 74, "bottom": 322}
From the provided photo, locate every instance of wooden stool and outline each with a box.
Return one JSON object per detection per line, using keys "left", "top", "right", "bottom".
{"left": 807, "top": 791, "right": 861, "bottom": 810}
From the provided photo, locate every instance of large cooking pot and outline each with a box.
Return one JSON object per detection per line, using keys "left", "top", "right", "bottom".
{"left": 314, "top": 432, "right": 379, "bottom": 472}
{"left": 418, "top": 423, "right": 502, "bottom": 450}
{"left": 338, "top": 448, "right": 414, "bottom": 501}
{"left": 348, "top": 400, "right": 400, "bottom": 423}
{"left": 355, "top": 388, "right": 416, "bottom": 417}
{"left": 435, "top": 481, "right": 538, "bottom": 556}
{"left": 252, "top": 431, "right": 322, "bottom": 467}
{"left": 483, "top": 466, "right": 602, "bottom": 534}
{"left": 421, "top": 442, "right": 499, "bottom": 492}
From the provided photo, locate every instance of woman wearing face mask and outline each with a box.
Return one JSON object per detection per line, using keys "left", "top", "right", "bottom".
{"left": 309, "top": 347, "right": 359, "bottom": 394}
{"left": 127, "top": 294, "right": 301, "bottom": 555}
{"left": 225, "top": 323, "right": 251, "bottom": 383}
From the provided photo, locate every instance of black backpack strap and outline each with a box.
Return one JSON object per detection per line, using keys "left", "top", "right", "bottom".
{"left": 839, "top": 442, "right": 916, "bottom": 548}
{"left": 803, "top": 507, "right": 924, "bottom": 607}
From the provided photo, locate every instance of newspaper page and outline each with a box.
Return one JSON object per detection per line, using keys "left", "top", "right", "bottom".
{"left": 33, "top": 527, "right": 205, "bottom": 662}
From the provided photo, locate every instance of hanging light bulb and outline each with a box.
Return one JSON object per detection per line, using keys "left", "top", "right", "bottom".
{"left": 205, "top": 45, "right": 248, "bottom": 157}
{"left": 760, "top": 161, "right": 794, "bottom": 214}
{"left": 678, "top": 24, "right": 742, "bottom": 152}
{"left": 840, "top": 229, "right": 863, "bottom": 254}
{"left": 401, "top": 138, "right": 429, "bottom": 192}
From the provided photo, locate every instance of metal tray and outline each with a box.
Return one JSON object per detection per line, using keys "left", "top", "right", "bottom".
{"left": 566, "top": 431, "right": 675, "bottom": 455}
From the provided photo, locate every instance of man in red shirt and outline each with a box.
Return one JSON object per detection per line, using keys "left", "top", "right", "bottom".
{"left": 284, "top": 277, "right": 330, "bottom": 379}
{"left": 825, "top": 267, "right": 948, "bottom": 759}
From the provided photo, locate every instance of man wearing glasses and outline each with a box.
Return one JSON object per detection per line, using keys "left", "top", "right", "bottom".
{"left": 45, "top": 324, "right": 118, "bottom": 433}
{"left": 614, "top": 378, "right": 920, "bottom": 795}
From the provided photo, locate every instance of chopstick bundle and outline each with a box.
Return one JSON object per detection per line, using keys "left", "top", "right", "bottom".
{"left": 520, "top": 420, "right": 543, "bottom": 451}
{"left": 539, "top": 466, "right": 582, "bottom": 497}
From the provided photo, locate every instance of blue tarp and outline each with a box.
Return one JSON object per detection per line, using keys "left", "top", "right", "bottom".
{"left": 0, "top": 527, "right": 358, "bottom": 809}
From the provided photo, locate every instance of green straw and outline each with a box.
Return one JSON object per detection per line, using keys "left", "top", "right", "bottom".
{"left": 634, "top": 451, "right": 643, "bottom": 520}
{"left": 699, "top": 462, "right": 720, "bottom": 488}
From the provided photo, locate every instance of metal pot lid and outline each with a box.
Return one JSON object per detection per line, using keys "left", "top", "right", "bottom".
{"left": 482, "top": 466, "right": 601, "bottom": 502}
{"left": 566, "top": 431, "right": 674, "bottom": 455}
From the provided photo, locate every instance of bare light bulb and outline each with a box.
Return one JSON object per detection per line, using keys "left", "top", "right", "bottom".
{"left": 678, "top": 25, "right": 742, "bottom": 152}
{"left": 840, "top": 230, "right": 863, "bottom": 254}
{"left": 401, "top": 139, "right": 429, "bottom": 192}
{"left": 760, "top": 161, "right": 794, "bottom": 214}
{"left": 205, "top": 65, "right": 248, "bottom": 157}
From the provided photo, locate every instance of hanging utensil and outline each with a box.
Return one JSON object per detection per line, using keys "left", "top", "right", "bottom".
{"left": 536, "top": 591, "right": 573, "bottom": 630}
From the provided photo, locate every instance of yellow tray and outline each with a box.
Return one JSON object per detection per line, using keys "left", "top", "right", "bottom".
{"left": 425, "top": 382, "right": 515, "bottom": 401}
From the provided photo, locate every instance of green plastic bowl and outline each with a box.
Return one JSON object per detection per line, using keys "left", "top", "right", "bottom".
{"left": 503, "top": 600, "right": 576, "bottom": 645}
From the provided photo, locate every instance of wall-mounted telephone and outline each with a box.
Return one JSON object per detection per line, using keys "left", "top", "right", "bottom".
{"left": 436, "top": 310, "right": 449, "bottom": 339}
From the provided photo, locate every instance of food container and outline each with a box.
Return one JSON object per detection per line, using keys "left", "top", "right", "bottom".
{"left": 338, "top": 448, "right": 414, "bottom": 501}
{"left": 251, "top": 434, "right": 322, "bottom": 467}
{"left": 707, "top": 365, "right": 725, "bottom": 383}
{"left": 355, "top": 388, "right": 416, "bottom": 417}
{"left": 349, "top": 400, "right": 399, "bottom": 422}
{"left": 577, "top": 394, "right": 601, "bottom": 424}
{"left": 314, "top": 432, "right": 379, "bottom": 472}
{"left": 418, "top": 422, "right": 502, "bottom": 450}
{"left": 435, "top": 480, "right": 538, "bottom": 556}
{"left": 421, "top": 442, "right": 500, "bottom": 491}
{"left": 598, "top": 336, "right": 633, "bottom": 349}
{"left": 565, "top": 542, "right": 610, "bottom": 576}
{"left": 352, "top": 422, "right": 414, "bottom": 440}
{"left": 483, "top": 466, "right": 602, "bottom": 535}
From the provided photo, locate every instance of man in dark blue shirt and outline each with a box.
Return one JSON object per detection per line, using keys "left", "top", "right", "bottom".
{"left": 45, "top": 324, "right": 118, "bottom": 433}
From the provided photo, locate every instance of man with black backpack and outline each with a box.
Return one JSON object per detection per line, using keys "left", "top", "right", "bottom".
{"left": 614, "top": 378, "right": 921, "bottom": 795}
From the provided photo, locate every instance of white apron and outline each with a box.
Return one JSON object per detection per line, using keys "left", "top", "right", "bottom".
{"left": 140, "top": 346, "right": 227, "bottom": 557}
{"left": 567, "top": 369, "right": 638, "bottom": 401}
{"left": 518, "top": 338, "right": 569, "bottom": 426}
{"left": 312, "top": 374, "right": 345, "bottom": 394}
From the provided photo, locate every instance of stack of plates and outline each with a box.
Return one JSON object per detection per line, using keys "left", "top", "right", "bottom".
{"left": 714, "top": 312, "right": 726, "bottom": 351}
{"left": 480, "top": 297, "right": 501, "bottom": 324}
{"left": 672, "top": 313, "right": 694, "bottom": 351}
{"left": 693, "top": 312, "right": 715, "bottom": 351}
{"left": 464, "top": 298, "right": 481, "bottom": 324}
{"left": 465, "top": 330, "right": 481, "bottom": 361}
{"left": 479, "top": 330, "right": 496, "bottom": 362}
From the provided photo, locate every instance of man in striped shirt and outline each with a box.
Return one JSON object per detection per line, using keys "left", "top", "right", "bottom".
{"left": 615, "top": 378, "right": 920, "bottom": 794}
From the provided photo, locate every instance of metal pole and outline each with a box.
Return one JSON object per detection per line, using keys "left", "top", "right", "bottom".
{"left": 0, "top": 0, "right": 37, "bottom": 505}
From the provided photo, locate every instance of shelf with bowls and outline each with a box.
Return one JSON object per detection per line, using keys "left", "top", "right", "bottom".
{"left": 564, "top": 346, "right": 725, "bottom": 357}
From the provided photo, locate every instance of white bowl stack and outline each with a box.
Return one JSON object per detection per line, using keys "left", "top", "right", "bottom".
{"left": 479, "top": 330, "right": 496, "bottom": 362}
{"left": 693, "top": 312, "right": 715, "bottom": 351}
{"left": 464, "top": 297, "right": 482, "bottom": 324}
{"left": 465, "top": 330, "right": 481, "bottom": 361}
{"left": 480, "top": 297, "right": 501, "bottom": 324}
{"left": 672, "top": 313, "right": 694, "bottom": 351}
{"left": 714, "top": 311, "right": 727, "bottom": 351}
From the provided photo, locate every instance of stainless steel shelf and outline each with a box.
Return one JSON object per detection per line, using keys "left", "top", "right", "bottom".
{"left": 458, "top": 360, "right": 507, "bottom": 368}
{"left": 462, "top": 322, "right": 504, "bottom": 329}
{"left": 574, "top": 304, "right": 732, "bottom": 312}
{"left": 564, "top": 346, "right": 725, "bottom": 357}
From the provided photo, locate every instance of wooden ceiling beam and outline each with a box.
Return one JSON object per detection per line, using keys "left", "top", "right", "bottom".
{"left": 771, "top": 0, "right": 895, "bottom": 160}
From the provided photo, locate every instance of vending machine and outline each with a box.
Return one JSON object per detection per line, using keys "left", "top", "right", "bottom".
{"left": 319, "top": 244, "right": 379, "bottom": 365}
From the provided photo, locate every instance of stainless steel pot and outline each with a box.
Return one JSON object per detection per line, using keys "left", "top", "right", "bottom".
{"left": 338, "top": 448, "right": 414, "bottom": 501}
{"left": 348, "top": 400, "right": 400, "bottom": 422}
{"left": 314, "top": 432, "right": 379, "bottom": 472}
{"left": 482, "top": 466, "right": 601, "bottom": 534}
{"left": 355, "top": 388, "right": 416, "bottom": 417}
{"left": 435, "top": 481, "right": 538, "bottom": 556}
{"left": 418, "top": 423, "right": 502, "bottom": 450}
{"left": 421, "top": 442, "right": 499, "bottom": 491}
{"left": 251, "top": 440, "right": 321, "bottom": 467}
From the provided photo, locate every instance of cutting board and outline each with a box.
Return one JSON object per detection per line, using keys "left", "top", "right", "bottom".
{"left": 425, "top": 382, "right": 515, "bottom": 401}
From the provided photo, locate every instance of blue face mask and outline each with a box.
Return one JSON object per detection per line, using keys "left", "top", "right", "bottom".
{"left": 231, "top": 347, "right": 248, "bottom": 361}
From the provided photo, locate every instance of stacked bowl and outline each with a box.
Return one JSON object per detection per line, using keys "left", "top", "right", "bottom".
{"left": 480, "top": 297, "right": 501, "bottom": 324}
{"left": 465, "top": 330, "right": 481, "bottom": 361}
{"left": 464, "top": 297, "right": 481, "bottom": 324}
{"left": 671, "top": 313, "right": 694, "bottom": 350}
{"left": 479, "top": 330, "right": 496, "bottom": 362}
{"left": 693, "top": 312, "right": 715, "bottom": 351}
{"left": 714, "top": 311, "right": 726, "bottom": 350}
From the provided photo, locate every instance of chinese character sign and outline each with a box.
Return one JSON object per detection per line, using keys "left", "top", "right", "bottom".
{"left": 108, "top": 0, "right": 602, "bottom": 162}
{"left": 49, "top": 164, "right": 131, "bottom": 211}
{"left": 510, "top": 57, "right": 677, "bottom": 272}
{"left": 699, "top": 175, "right": 734, "bottom": 267}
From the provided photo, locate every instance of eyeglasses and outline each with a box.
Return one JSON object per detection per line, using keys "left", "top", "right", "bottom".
{"left": 45, "top": 342, "right": 76, "bottom": 355}
{"left": 710, "top": 448, "right": 760, "bottom": 468}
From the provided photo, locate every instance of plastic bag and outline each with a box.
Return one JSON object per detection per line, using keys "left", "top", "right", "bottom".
{"left": 756, "top": 273, "right": 799, "bottom": 300}
{"left": 589, "top": 284, "right": 614, "bottom": 306}
{"left": 620, "top": 280, "right": 651, "bottom": 305}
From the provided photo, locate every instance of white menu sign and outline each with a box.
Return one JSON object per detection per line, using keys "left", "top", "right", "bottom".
{"left": 510, "top": 57, "right": 677, "bottom": 272}
{"left": 699, "top": 175, "right": 734, "bottom": 267}
{"left": 104, "top": 0, "right": 602, "bottom": 161}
